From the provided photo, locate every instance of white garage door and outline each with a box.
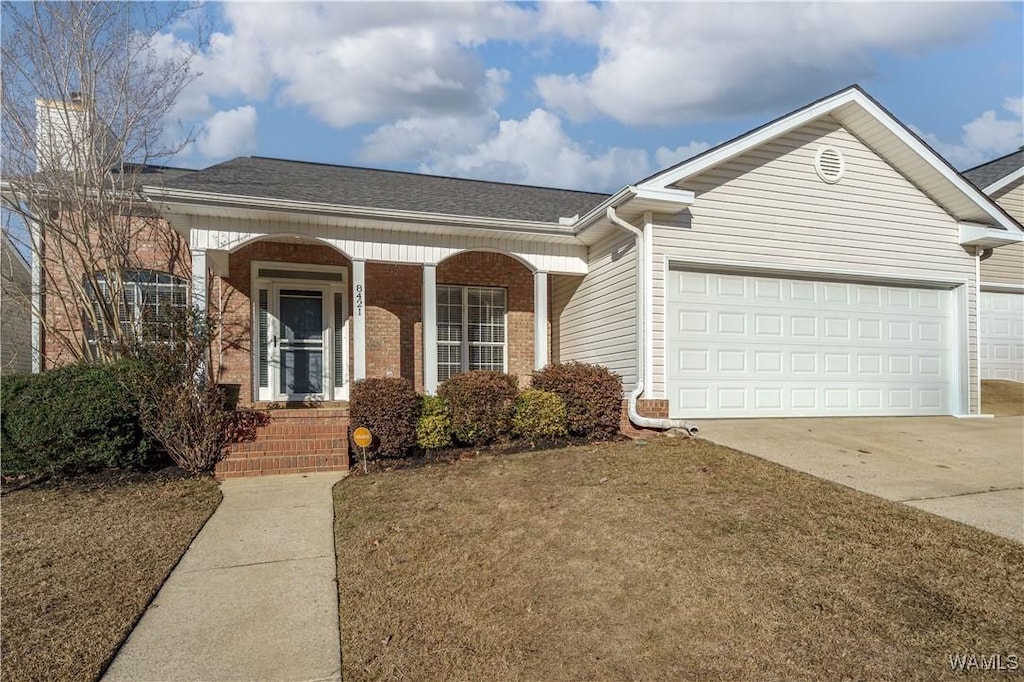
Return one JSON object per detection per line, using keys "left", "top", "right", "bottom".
{"left": 980, "top": 291, "right": 1024, "bottom": 382}
{"left": 666, "top": 269, "right": 955, "bottom": 418}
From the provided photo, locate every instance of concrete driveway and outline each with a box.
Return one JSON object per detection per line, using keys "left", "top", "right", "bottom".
{"left": 698, "top": 416, "right": 1024, "bottom": 543}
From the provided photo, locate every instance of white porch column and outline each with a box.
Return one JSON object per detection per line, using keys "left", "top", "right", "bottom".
{"left": 534, "top": 270, "right": 548, "bottom": 370}
{"left": 190, "top": 247, "right": 208, "bottom": 381}
{"left": 423, "top": 264, "right": 438, "bottom": 395}
{"left": 352, "top": 259, "right": 367, "bottom": 381}
{"left": 191, "top": 248, "right": 207, "bottom": 315}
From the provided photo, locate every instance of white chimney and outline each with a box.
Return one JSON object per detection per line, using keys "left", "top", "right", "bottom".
{"left": 35, "top": 94, "right": 115, "bottom": 173}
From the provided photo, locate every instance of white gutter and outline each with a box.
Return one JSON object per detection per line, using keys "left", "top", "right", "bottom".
{"left": 606, "top": 206, "right": 698, "bottom": 436}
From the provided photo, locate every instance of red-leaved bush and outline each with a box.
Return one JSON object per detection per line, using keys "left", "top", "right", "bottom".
{"left": 349, "top": 377, "right": 421, "bottom": 458}
{"left": 531, "top": 362, "right": 622, "bottom": 439}
{"left": 437, "top": 370, "right": 518, "bottom": 446}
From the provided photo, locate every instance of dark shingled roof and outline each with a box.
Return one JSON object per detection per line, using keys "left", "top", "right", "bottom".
{"left": 962, "top": 150, "right": 1024, "bottom": 190}
{"left": 158, "top": 156, "right": 610, "bottom": 223}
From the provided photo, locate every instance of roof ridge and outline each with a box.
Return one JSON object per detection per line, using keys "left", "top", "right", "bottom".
{"left": 245, "top": 155, "right": 610, "bottom": 197}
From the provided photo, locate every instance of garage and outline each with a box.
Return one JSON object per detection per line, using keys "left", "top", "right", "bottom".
{"left": 979, "top": 290, "right": 1024, "bottom": 382}
{"left": 666, "top": 269, "right": 958, "bottom": 418}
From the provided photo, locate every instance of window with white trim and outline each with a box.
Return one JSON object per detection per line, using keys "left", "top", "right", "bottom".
{"left": 437, "top": 285, "right": 506, "bottom": 382}
{"left": 85, "top": 270, "right": 188, "bottom": 345}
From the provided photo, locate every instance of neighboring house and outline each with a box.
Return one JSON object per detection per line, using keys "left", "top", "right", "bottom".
{"left": 20, "top": 84, "right": 1024, "bottom": 476}
{"left": 1, "top": 230, "right": 33, "bottom": 375}
{"left": 963, "top": 151, "right": 1024, "bottom": 383}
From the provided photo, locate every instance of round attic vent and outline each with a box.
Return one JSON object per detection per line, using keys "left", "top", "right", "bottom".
{"left": 814, "top": 146, "right": 845, "bottom": 183}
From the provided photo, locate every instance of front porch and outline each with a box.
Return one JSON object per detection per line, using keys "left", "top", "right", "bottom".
{"left": 198, "top": 233, "right": 583, "bottom": 478}
{"left": 201, "top": 238, "right": 563, "bottom": 403}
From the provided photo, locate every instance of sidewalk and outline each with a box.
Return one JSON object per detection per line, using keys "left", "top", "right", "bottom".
{"left": 103, "top": 472, "right": 346, "bottom": 682}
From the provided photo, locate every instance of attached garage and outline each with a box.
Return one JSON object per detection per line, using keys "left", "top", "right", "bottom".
{"left": 979, "top": 290, "right": 1024, "bottom": 382}
{"left": 666, "top": 268, "right": 960, "bottom": 418}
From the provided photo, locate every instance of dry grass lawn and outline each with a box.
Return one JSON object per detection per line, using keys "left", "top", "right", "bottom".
{"left": 982, "top": 379, "right": 1024, "bottom": 416}
{"left": 1, "top": 475, "right": 221, "bottom": 682}
{"left": 335, "top": 439, "right": 1024, "bottom": 681}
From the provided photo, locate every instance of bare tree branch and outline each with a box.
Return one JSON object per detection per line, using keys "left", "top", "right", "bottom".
{"left": 1, "top": 1, "right": 203, "bottom": 364}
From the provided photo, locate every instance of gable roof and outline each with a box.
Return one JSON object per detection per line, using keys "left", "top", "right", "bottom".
{"left": 156, "top": 156, "right": 608, "bottom": 224}
{"left": 632, "top": 85, "right": 1021, "bottom": 235}
{"left": 962, "top": 150, "right": 1024, "bottom": 194}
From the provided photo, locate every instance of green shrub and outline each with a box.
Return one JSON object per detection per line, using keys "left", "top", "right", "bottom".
{"left": 512, "top": 389, "right": 567, "bottom": 440}
{"left": 531, "top": 362, "right": 623, "bottom": 439}
{"left": 416, "top": 396, "right": 452, "bottom": 450}
{"left": 437, "top": 371, "right": 518, "bottom": 446}
{"left": 0, "top": 361, "right": 158, "bottom": 476}
{"left": 349, "top": 377, "right": 421, "bottom": 458}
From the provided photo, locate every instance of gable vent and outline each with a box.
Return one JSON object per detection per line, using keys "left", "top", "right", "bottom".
{"left": 814, "top": 146, "right": 845, "bottom": 183}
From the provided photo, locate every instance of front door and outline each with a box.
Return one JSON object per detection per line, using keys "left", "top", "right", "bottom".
{"left": 252, "top": 261, "right": 348, "bottom": 403}
{"left": 275, "top": 286, "right": 329, "bottom": 400}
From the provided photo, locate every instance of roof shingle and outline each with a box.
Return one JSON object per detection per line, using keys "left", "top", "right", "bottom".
{"left": 962, "top": 150, "right": 1024, "bottom": 190}
{"left": 157, "top": 156, "right": 609, "bottom": 223}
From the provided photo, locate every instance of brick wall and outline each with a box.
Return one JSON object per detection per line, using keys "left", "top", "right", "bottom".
{"left": 217, "top": 243, "right": 542, "bottom": 403}
{"left": 216, "top": 240, "right": 351, "bottom": 405}
{"left": 436, "top": 251, "right": 541, "bottom": 387}
{"left": 41, "top": 214, "right": 190, "bottom": 366}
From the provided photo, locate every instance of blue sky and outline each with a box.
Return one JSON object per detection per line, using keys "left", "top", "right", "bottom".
{"left": 154, "top": 2, "right": 1022, "bottom": 192}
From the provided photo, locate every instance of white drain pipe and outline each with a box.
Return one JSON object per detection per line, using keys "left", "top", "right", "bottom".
{"left": 607, "top": 206, "right": 699, "bottom": 436}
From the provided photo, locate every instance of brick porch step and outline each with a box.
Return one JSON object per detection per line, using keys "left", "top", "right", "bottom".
{"left": 216, "top": 406, "right": 351, "bottom": 479}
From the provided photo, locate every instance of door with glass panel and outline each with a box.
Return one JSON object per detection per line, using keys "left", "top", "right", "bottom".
{"left": 274, "top": 287, "right": 328, "bottom": 400}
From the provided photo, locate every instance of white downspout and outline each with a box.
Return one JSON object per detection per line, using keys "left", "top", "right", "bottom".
{"left": 606, "top": 206, "right": 699, "bottom": 436}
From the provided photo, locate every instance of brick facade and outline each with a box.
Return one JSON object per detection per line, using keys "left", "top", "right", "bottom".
{"left": 215, "top": 241, "right": 544, "bottom": 403}
{"left": 41, "top": 215, "right": 190, "bottom": 366}
{"left": 41, "top": 225, "right": 662, "bottom": 476}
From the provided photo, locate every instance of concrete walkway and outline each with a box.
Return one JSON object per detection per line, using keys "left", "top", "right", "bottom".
{"left": 103, "top": 472, "right": 346, "bottom": 682}
{"left": 699, "top": 416, "right": 1024, "bottom": 543}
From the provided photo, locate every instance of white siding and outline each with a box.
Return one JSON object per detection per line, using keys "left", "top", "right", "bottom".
{"left": 552, "top": 231, "right": 638, "bottom": 391}
{"left": 652, "top": 115, "right": 978, "bottom": 412}
{"left": 982, "top": 179, "right": 1023, "bottom": 287}
{"left": 187, "top": 215, "right": 588, "bottom": 275}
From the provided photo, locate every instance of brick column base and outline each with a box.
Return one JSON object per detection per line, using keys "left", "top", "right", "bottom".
{"left": 620, "top": 399, "right": 670, "bottom": 438}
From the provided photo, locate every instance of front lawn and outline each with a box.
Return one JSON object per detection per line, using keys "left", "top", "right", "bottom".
{"left": 1, "top": 474, "right": 221, "bottom": 682}
{"left": 335, "top": 439, "right": 1024, "bottom": 681}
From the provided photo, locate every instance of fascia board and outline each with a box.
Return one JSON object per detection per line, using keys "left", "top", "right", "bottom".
{"left": 983, "top": 166, "right": 1024, "bottom": 195}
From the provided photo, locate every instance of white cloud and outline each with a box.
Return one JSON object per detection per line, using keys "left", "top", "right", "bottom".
{"left": 195, "top": 106, "right": 258, "bottom": 160}
{"left": 170, "top": 3, "right": 561, "bottom": 131}
{"left": 917, "top": 97, "right": 1024, "bottom": 169}
{"left": 412, "top": 108, "right": 677, "bottom": 192}
{"left": 654, "top": 142, "right": 713, "bottom": 170}
{"left": 536, "top": 3, "right": 1009, "bottom": 126}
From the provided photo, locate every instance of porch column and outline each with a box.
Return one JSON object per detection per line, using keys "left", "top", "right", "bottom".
{"left": 423, "top": 264, "right": 438, "bottom": 395}
{"left": 191, "top": 248, "right": 207, "bottom": 315}
{"left": 534, "top": 270, "right": 548, "bottom": 370}
{"left": 352, "top": 259, "right": 366, "bottom": 381}
{"left": 190, "top": 247, "right": 208, "bottom": 380}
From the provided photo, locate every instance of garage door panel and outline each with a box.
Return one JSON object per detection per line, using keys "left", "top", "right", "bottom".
{"left": 671, "top": 382, "right": 950, "bottom": 417}
{"left": 667, "top": 270, "right": 954, "bottom": 417}
{"left": 980, "top": 291, "right": 1024, "bottom": 382}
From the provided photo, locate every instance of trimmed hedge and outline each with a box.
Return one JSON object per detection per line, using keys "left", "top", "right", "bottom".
{"left": 437, "top": 371, "right": 518, "bottom": 446}
{"left": 416, "top": 396, "right": 452, "bottom": 450}
{"left": 0, "top": 362, "right": 158, "bottom": 476}
{"left": 349, "top": 377, "right": 421, "bottom": 458}
{"left": 531, "top": 362, "right": 623, "bottom": 439}
{"left": 512, "top": 389, "right": 567, "bottom": 440}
